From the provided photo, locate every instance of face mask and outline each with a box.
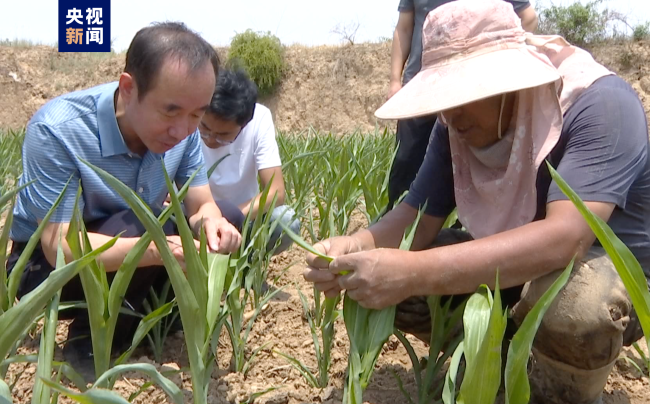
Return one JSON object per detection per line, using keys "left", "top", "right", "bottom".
{"left": 467, "top": 94, "right": 514, "bottom": 169}
{"left": 468, "top": 129, "right": 514, "bottom": 169}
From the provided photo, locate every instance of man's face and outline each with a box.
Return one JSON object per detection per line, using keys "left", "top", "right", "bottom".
{"left": 122, "top": 58, "right": 216, "bottom": 154}
{"left": 199, "top": 113, "right": 243, "bottom": 149}
{"left": 439, "top": 92, "right": 516, "bottom": 149}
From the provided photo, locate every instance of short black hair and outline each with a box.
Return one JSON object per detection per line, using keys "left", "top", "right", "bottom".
{"left": 124, "top": 21, "right": 220, "bottom": 100}
{"left": 208, "top": 68, "right": 258, "bottom": 126}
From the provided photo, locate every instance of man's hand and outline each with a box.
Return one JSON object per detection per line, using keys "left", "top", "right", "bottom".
{"left": 165, "top": 235, "right": 201, "bottom": 271}
{"left": 202, "top": 216, "right": 241, "bottom": 253}
{"left": 387, "top": 80, "right": 402, "bottom": 100}
{"left": 327, "top": 248, "right": 416, "bottom": 310}
{"left": 303, "top": 236, "right": 363, "bottom": 298}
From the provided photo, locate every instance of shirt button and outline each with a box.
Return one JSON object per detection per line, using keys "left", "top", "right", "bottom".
{"left": 137, "top": 187, "right": 144, "bottom": 193}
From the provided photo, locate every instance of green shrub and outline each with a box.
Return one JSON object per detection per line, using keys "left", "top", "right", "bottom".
{"left": 633, "top": 22, "right": 650, "bottom": 41}
{"left": 227, "top": 30, "right": 286, "bottom": 97}
{"left": 537, "top": 0, "right": 610, "bottom": 47}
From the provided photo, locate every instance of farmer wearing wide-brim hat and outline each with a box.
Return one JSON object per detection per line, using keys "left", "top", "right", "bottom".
{"left": 304, "top": 0, "right": 650, "bottom": 403}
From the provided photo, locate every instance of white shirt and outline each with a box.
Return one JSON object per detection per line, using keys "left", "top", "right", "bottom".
{"left": 201, "top": 104, "right": 282, "bottom": 206}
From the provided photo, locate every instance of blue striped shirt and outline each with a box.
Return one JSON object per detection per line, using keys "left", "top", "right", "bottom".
{"left": 11, "top": 81, "right": 208, "bottom": 242}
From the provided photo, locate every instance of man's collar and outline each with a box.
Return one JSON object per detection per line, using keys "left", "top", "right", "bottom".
{"left": 97, "top": 82, "right": 130, "bottom": 157}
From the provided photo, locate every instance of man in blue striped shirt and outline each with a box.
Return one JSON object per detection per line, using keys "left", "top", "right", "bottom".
{"left": 7, "top": 22, "right": 241, "bottom": 377}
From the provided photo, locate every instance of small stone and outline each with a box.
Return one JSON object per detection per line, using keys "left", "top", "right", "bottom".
{"left": 302, "top": 339, "right": 312, "bottom": 348}
{"left": 641, "top": 77, "right": 650, "bottom": 94}
{"left": 321, "top": 386, "right": 336, "bottom": 401}
{"left": 162, "top": 362, "right": 180, "bottom": 371}
{"left": 218, "top": 384, "right": 228, "bottom": 392}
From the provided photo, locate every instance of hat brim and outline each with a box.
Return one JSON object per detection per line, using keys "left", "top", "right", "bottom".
{"left": 375, "top": 47, "right": 562, "bottom": 120}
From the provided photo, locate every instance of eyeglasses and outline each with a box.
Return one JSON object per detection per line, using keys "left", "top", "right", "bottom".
{"left": 199, "top": 127, "right": 242, "bottom": 145}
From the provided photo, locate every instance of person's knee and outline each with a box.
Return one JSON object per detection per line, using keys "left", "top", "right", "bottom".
{"left": 513, "top": 249, "right": 633, "bottom": 369}
{"left": 269, "top": 206, "right": 300, "bottom": 253}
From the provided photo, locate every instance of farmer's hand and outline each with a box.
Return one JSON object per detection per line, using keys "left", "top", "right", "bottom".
{"left": 163, "top": 193, "right": 171, "bottom": 207}
{"left": 148, "top": 235, "right": 201, "bottom": 271}
{"left": 303, "top": 236, "right": 363, "bottom": 298}
{"left": 329, "top": 248, "right": 415, "bottom": 310}
{"left": 387, "top": 80, "right": 402, "bottom": 100}
{"left": 202, "top": 217, "right": 241, "bottom": 254}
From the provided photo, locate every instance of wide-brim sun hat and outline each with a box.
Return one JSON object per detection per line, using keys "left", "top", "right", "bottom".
{"left": 375, "top": 0, "right": 562, "bottom": 120}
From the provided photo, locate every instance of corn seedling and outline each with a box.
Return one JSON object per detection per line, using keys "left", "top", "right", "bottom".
{"left": 622, "top": 342, "right": 650, "bottom": 378}
{"left": 275, "top": 284, "right": 340, "bottom": 389}
{"left": 61, "top": 166, "right": 203, "bottom": 385}
{"left": 0, "top": 181, "right": 119, "bottom": 390}
{"left": 241, "top": 176, "right": 282, "bottom": 308}
{"left": 441, "top": 261, "right": 573, "bottom": 404}
{"left": 342, "top": 207, "right": 426, "bottom": 404}
{"left": 548, "top": 162, "right": 650, "bottom": 364}
{"left": 393, "top": 295, "right": 467, "bottom": 404}
{"left": 30, "top": 235, "right": 64, "bottom": 404}
{"left": 140, "top": 280, "right": 178, "bottom": 364}
{"left": 81, "top": 159, "right": 231, "bottom": 404}
{"left": 218, "top": 179, "right": 288, "bottom": 375}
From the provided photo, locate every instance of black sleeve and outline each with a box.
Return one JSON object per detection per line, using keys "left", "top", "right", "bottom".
{"left": 547, "top": 82, "right": 649, "bottom": 208}
{"left": 503, "top": 0, "right": 531, "bottom": 13}
{"left": 403, "top": 121, "right": 456, "bottom": 217}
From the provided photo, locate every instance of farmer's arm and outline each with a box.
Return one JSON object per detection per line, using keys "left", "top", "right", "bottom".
{"left": 238, "top": 166, "right": 285, "bottom": 218}
{"left": 516, "top": 4, "right": 538, "bottom": 32}
{"left": 388, "top": 7, "right": 414, "bottom": 98}
{"left": 348, "top": 203, "right": 445, "bottom": 252}
{"left": 409, "top": 200, "right": 614, "bottom": 296}
{"left": 41, "top": 222, "right": 151, "bottom": 271}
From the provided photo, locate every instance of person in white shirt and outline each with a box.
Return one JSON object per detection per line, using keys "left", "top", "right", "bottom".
{"left": 199, "top": 68, "right": 300, "bottom": 254}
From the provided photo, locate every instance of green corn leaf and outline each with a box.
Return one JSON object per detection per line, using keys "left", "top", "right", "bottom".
{"left": 66, "top": 186, "right": 111, "bottom": 380}
{"left": 457, "top": 280, "right": 507, "bottom": 404}
{"left": 0, "top": 195, "right": 15, "bottom": 313}
{"left": 442, "top": 341, "right": 465, "bottom": 404}
{"left": 547, "top": 162, "right": 650, "bottom": 353}
{"left": 38, "top": 379, "right": 130, "bottom": 404}
{"left": 274, "top": 350, "right": 319, "bottom": 388}
{"left": 0, "top": 379, "right": 11, "bottom": 404}
{"left": 505, "top": 258, "right": 573, "bottom": 404}
{"left": 343, "top": 204, "right": 426, "bottom": 404}
{"left": 114, "top": 300, "right": 176, "bottom": 366}
{"left": 278, "top": 221, "right": 333, "bottom": 263}
{"left": 7, "top": 178, "right": 71, "bottom": 304}
{"left": 31, "top": 233, "right": 65, "bottom": 404}
{"left": 106, "top": 167, "right": 200, "bottom": 375}
{"left": 0, "top": 180, "right": 34, "bottom": 209}
{"left": 207, "top": 153, "right": 231, "bottom": 178}
{"left": 206, "top": 253, "right": 229, "bottom": 338}
{"left": 164, "top": 165, "right": 208, "bottom": 322}
{"left": 0, "top": 235, "right": 118, "bottom": 360}
{"left": 92, "top": 364, "right": 183, "bottom": 404}
{"left": 393, "top": 331, "right": 422, "bottom": 392}
{"left": 1, "top": 355, "right": 88, "bottom": 393}
{"left": 79, "top": 158, "right": 208, "bottom": 404}
{"left": 31, "top": 291, "right": 61, "bottom": 404}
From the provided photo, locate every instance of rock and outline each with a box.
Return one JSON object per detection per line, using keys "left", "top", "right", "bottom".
{"left": 641, "top": 76, "right": 650, "bottom": 94}
{"left": 320, "top": 386, "right": 336, "bottom": 401}
{"left": 258, "top": 391, "right": 289, "bottom": 404}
